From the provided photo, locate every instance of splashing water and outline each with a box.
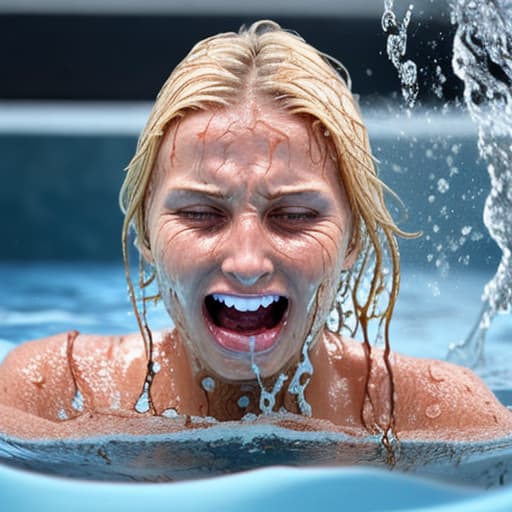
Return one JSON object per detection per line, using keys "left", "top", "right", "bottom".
{"left": 446, "top": 0, "right": 512, "bottom": 367}
{"left": 288, "top": 334, "right": 314, "bottom": 416}
{"left": 382, "top": 0, "right": 419, "bottom": 108}
{"left": 249, "top": 336, "right": 288, "bottom": 414}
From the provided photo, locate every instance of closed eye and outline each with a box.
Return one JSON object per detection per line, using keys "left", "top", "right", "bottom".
{"left": 267, "top": 207, "right": 319, "bottom": 229}
{"left": 175, "top": 206, "right": 226, "bottom": 228}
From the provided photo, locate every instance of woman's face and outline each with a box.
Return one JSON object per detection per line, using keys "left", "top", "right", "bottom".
{"left": 144, "top": 101, "right": 354, "bottom": 381}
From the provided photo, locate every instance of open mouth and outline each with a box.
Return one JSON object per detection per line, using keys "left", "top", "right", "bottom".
{"left": 203, "top": 294, "right": 288, "bottom": 353}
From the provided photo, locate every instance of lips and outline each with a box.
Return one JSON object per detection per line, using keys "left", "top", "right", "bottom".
{"left": 203, "top": 294, "right": 288, "bottom": 352}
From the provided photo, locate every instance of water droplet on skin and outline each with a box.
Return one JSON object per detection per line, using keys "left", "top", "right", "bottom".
{"left": 201, "top": 377, "right": 215, "bottom": 392}
{"left": 71, "top": 389, "right": 84, "bottom": 412}
{"left": 425, "top": 404, "right": 441, "bottom": 419}
{"left": 237, "top": 395, "right": 250, "bottom": 408}
{"left": 428, "top": 364, "right": 445, "bottom": 382}
{"left": 57, "top": 408, "right": 69, "bottom": 421}
{"left": 135, "top": 383, "right": 150, "bottom": 413}
{"left": 161, "top": 408, "right": 179, "bottom": 418}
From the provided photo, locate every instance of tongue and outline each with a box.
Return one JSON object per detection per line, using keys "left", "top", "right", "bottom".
{"left": 217, "top": 305, "right": 276, "bottom": 333}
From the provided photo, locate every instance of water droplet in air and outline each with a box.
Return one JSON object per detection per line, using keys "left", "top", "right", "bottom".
{"left": 437, "top": 178, "right": 450, "bottom": 193}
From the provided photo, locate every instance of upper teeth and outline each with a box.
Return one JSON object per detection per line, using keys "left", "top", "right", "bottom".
{"left": 211, "top": 294, "right": 281, "bottom": 312}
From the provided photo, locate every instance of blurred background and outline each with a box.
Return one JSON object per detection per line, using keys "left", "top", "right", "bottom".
{"left": 1, "top": 0, "right": 511, "bottom": 391}
{"left": 2, "top": 0, "right": 494, "bottom": 263}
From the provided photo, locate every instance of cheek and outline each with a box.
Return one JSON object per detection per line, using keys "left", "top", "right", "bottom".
{"left": 270, "top": 220, "right": 347, "bottom": 280}
{"left": 151, "top": 224, "right": 221, "bottom": 299}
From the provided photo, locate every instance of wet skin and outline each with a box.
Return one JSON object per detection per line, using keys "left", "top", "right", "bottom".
{"left": 142, "top": 101, "right": 354, "bottom": 381}
{"left": 0, "top": 102, "right": 512, "bottom": 440}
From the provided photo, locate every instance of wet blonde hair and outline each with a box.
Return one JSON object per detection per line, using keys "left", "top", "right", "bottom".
{"left": 120, "top": 20, "right": 411, "bottom": 437}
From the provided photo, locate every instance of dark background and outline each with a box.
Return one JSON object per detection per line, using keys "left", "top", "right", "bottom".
{"left": 1, "top": 11, "right": 498, "bottom": 267}
{"left": 0, "top": 14, "right": 461, "bottom": 101}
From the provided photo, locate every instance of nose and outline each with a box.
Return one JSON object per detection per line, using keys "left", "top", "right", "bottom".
{"left": 221, "top": 214, "right": 274, "bottom": 287}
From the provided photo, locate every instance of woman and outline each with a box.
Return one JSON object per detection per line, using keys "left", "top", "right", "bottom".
{"left": 0, "top": 20, "right": 510, "bottom": 444}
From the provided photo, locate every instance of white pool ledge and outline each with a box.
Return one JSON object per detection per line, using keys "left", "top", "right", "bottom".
{"left": 0, "top": 101, "right": 478, "bottom": 138}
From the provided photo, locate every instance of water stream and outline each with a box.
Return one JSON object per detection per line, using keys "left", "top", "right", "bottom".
{"left": 446, "top": 0, "right": 512, "bottom": 367}
{"left": 383, "top": 0, "right": 512, "bottom": 368}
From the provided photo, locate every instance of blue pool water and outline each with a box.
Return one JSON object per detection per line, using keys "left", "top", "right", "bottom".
{"left": 0, "top": 104, "right": 511, "bottom": 511}
{"left": 0, "top": 262, "right": 511, "bottom": 511}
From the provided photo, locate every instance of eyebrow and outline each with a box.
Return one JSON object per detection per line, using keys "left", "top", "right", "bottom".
{"left": 164, "top": 188, "right": 229, "bottom": 206}
{"left": 265, "top": 187, "right": 328, "bottom": 201}
{"left": 163, "top": 186, "right": 331, "bottom": 209}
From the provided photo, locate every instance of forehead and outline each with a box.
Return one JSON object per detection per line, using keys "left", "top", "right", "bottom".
{"left": 155, "top": 103, "right": 339, "bottom": 190}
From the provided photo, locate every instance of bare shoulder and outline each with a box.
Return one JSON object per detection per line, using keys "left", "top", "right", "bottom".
{"left": 0, "top": 331, "right": 154, "bottom": 423}
{"left": 321, "top": 334, "right": 512, "bottom": 439}
{"left": 391, "top": 351, "right": 512, "bottom": 439}
{"left": 0, "top": 332, "right": 79, "bottom": 420}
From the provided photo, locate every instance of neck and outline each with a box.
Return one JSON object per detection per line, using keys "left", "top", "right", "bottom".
{"left": 157, "top": 329, "right": 332, "bottom": 422}
{"left": 194, "top": 367, "right": 301, "bottom": 421}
